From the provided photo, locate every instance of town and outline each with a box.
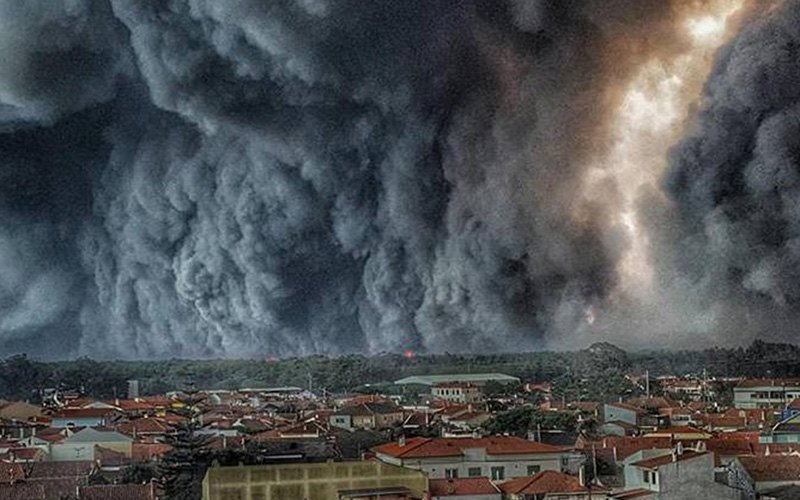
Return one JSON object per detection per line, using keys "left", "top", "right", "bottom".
{"left": 0, "top": 344, "right": 799, "bottom": 500}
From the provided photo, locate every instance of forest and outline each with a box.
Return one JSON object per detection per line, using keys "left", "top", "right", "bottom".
{"left": 0, "top": 340, "right": 797, "bottom": 403}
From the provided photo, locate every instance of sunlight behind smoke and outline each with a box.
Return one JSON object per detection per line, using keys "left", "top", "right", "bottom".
{"left": 582, "top": 0, "right": 745, "bottom": 301}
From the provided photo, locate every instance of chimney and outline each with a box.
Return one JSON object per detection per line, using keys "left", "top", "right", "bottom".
{"left": 398, "top": 435, "right": 406, "bottom": 447}
{"left": 676, "top": 442, "right": 684, "bottom": 456}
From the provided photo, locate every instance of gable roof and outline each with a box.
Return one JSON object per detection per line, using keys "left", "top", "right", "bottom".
{"left": 64, "top": 428, "right": 132, "bottom": 444}
{"left": 373, "top": 436, "right": 565, "bottom": 459}
{"left": 498, "top": 470, "right": 597, "bottom": 494}
{"left": 738, "top": 455, "right": 800, "bottom": 482}
{"left": 429, "top": 477, "right": 499, "bottom": 496}
{"left": 26, "top": 461, "right": 95, "bottom": 479}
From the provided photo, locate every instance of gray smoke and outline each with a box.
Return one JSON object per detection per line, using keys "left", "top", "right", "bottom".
{"left": 0, "top": 0, "right": 777, "bottom": 358}
{"left": 658, "top": 0, "right": 800, "bottom": 344}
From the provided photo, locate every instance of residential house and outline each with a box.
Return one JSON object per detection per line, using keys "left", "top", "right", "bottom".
{"left": 429, "top": 477, "right": 501, "bottom": 499}
{"left": 50, "top": 428, "right": 132, "bottom": 462}
{"left": 498, "top": 470, "right": 608, "bottom": 499}
{"left": 728, "top": 455, "right": 800, "bottom": 497}
{"left": 624, "top": 450, "right": 737, "bottom": 499}
{"left": 50, "top": 408, "right": 115, "bottom": 428}
{"left": 373, "top": 437, "right": 583, "bottom": 481}
{"left": 643, "top": 426, "right": 711, "bottom": 441}
{"left": 661, "top": 380, "right": 704, "bottom": 400}
{"left": 331, "top": 403, "right": 404, "bottom": 430}
{"left": 603, "top": 404, "right": 645, "bottom": 428}
{"left": 734, "top": 379, "right": 800, "bottom": 409}
{"left": 0, "top": 402, "right": 43, "bottom": 422}
{"left": 433, "top": 383, "right": 484, "bottom": 405}
{"left": 761, "top": 412, "right": 800, "bottom": 444}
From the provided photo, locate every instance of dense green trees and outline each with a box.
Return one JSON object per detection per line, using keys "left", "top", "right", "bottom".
{"left": 486, "top": 407, "right": 579, "bottom": 436}
{"left": 2, "top": 341, "right": 800, "bottom": 402}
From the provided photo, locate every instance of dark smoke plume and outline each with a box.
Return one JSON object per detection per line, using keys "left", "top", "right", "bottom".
{"left": 0, "top": 0, "right": 775, "bottom": 358}
{"left": 658, "top": 0, "right": 800, "bottom": 344}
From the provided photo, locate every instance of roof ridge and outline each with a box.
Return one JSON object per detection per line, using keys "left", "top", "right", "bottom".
{"left": 396, "top": 437, "right": 431, "bottom": 457}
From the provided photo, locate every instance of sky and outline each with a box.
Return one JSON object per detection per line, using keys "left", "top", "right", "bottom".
{"left": 0, "top": 0, "right": 798, "bottom": 359}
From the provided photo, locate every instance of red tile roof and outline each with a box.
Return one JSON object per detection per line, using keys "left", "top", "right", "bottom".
{"left": 52, "top": 408, "right": 114, "bottom": 419}
{"left": 373, "top": 437, "right": 566, "bottom": 459}
{"left": 78, "top": 483, "right": 156, "bottom": 500}
{"left": 116, "top": 418, "right": 171, "bottom": 437}
{"left": 429, "top": 478, "right": 498, "bottom": 496}
{"left": 26, "top": 460, "right": 95, "bottom": 479}
{"left": 738, "top": 455, "right": 800, "bottom": 481}
{"left": 131, "top": 443, "right": 172, "bottom": 462}
{"left": 632, "top": 451, "right": 707, "bottom": 469}
{"left": 498, "top": 471, "right": 599, "bottom": 495}
{"left": 0, "top": 483, "right": 44, "bottom": 500}
{"left": 0, "top": 462, "right": 24, "bottom": 484}
{"left": 736, "top": 379, "right": 800, "bottom": 388}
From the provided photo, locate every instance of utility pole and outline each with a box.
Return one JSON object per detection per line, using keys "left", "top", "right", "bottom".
{"left": 645, "top": 370, "right": 650, "bottom": 399}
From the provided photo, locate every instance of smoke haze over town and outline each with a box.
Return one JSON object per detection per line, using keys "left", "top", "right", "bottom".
{"left": 0, "top": 0, "right": 798, "bottom": 359}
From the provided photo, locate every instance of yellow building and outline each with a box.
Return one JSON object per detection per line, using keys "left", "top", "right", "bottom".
{"left": 202, "top": 460, "right": 429, "bottom": 500}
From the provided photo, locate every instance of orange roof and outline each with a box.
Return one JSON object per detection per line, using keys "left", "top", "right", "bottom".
{"left": 116, "top": 418, "right": 170, "bottom": 437}
{"left": 738, "top": 455, "right": 800, "bottom": 481}
{"left": 52, "top": 409, "right": 114, "bottom": 419}
{"left": 341, "top": 395, "right": 389, "bottom": 407}
{"left": 110, "top": 400, "right": 157, "bottom": 412}
{"left": 714, "top": 431, "right": 760, "bottom": 442}
{"left": 736, "top": 379, "right": 800, "bottom": 388}
{"left": 429, "top": 478, "right": 498, "bottom": 496}
{"left": 131, "top": 443, "right": 172, "bottom": 462}
{"left": 697, "top": 415, "right": 746, "bottom": 429}
{"left": 632, "top": 451, "right": 706, "bottom": 469}
{"left": 0, "top": 462, "right": 25, "bottom": 484}
{"left": 498, "top": 471, "right": 598, "bottom": 495}
{"left": 373, "top": 436, "right": 565, "bottom": 459}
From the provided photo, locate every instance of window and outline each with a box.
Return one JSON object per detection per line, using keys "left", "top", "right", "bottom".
{"left": 445, "top": 468, "right": 459, "bottom": 479}
{"left": 653, "top": 472, "right": 658, "bottom": 485}
{"left": 468, "top": 467, "right": 482, "bottom": 477}
{"left": 527, "top": 465, "right": 541, "bottom": 476}
{"left": 491, "top": 467, "right": 505, "bottom": 480}
{"left": 561, "top": 457, "right": 569, "bottom": 469}
{"left": 643, "top": 470, "right": 650, "bottom": 483}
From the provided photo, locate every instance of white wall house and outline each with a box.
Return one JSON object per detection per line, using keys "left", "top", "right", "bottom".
{"left": 373, "top": 436, "right": 583, "bottom": 481}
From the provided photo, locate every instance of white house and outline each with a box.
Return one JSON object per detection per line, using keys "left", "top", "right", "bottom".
{"left": 373, "top": 436, "right": 583, "bottom": 481}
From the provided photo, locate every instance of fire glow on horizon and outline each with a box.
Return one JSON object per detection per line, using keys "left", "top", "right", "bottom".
{"left": 582, "top": 1, "right": 746, "bottom": 304}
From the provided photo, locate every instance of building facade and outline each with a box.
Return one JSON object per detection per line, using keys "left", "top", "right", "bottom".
{"left": 373, "top": 437, "right": 583, "bottom": 481}
{"left": 202, "top": 460, "right": 429, "bottom": 500}
{"left": 734, "top": 380, "right": 800, "bottom": 409}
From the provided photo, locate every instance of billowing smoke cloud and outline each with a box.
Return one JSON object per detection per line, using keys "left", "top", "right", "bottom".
{"left": 653, "top": 0, "right": 800, "bottom": 345}
{"left": 0, "top": 0, "right": 776, "bottom": 358}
